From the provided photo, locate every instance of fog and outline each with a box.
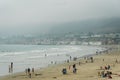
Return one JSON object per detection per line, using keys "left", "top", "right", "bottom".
{"left": 0, "top": 0, "right": 120, "bottom": 35}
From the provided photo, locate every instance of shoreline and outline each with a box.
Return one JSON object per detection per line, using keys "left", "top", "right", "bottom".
{"left": 0, "top": 45, "right": 105, "bottom": 75}
{"left": 0, "top": 45, "right": 119, "bottom": 80}
{"left": 0, "top": 45, "right": 103, "bottom": 76}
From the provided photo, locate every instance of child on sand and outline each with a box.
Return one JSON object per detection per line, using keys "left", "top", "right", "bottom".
{"left": 62, "top": 68, "right": 67, "bottom": 74}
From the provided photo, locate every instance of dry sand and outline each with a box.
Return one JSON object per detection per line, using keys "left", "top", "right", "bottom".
{"left": 0, "top": 45, "right": 120, "bottom": 80}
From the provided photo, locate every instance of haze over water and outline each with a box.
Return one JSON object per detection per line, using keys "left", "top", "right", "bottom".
{"left": 0, "top": 0, "right": 119, "bottom": 77}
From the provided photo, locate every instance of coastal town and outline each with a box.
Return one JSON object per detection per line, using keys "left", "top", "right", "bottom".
{"left": 0, "top": 32, "right": 120, "bottom": 45}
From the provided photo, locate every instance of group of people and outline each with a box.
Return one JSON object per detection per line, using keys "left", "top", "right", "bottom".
{"left": 62, "top": 64, "right": 77, "bottom": 75}
{"left": 100, "top": 65, "right": 111, "bottom": 70}
{"left": 98, "top": 70, "right": 112, "bottom": 79}
{"left": 98, "top": 65, "right": 112, "bottom": 79}
{"left": 84, "top": 56, "right": 94, "bottom": 63}
{"left": 8, "top": 62, "right": 35, "bottom": 78}
{"left": 25, "top": 68, "right": 34, "bottom": 78}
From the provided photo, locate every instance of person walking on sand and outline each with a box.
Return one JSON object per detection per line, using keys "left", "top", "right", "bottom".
{"left": 72, "top": 64, "right": 77, "bottom": 73}
{"left": 28, "top": 68, "right": 31, "bottom": 74}
{"left": 73, "top": 64, "right": 76, "bottom": 69}
{"left": 28, "top": 68, "right": 31, "bottom": 78}
{"left": 90, "top": 57, "right": 93, "bottom": 63}
{"left": 73, "top": 67, "right": 77, "bottom": 73}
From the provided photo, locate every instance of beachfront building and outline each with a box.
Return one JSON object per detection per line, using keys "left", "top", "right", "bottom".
{"left": 0, "top": 32, "right": 119, "bottom": 45}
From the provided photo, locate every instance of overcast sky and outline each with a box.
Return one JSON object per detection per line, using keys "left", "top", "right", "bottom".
{"left": 0, "top": 0, "right": 120, "bottom": 35}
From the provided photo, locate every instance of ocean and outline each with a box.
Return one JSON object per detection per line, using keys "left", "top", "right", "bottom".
{"left": 0, "top": 45, "right": 105, "bottom": 76}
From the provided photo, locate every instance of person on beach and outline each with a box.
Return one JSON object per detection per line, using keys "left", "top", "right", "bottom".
{"left": 67, "top": 59, "right": 69, "bottom": 63}
{"left": 107, "top": 71, "right": 112, "bottom": 79}
{"left": 90, "top": 57, "right": 93, "bottom": 63}
{"left": 29, "top": 73, "right": 31, "bottom": 78}
{"left": 105, "top": 66, "right": 108, "bottom": 70}
{"left": 32, "top": 68, "right": 34, "bottom": 74}
{"left": 11, "top": 62, "right": 13, "bottom": 73}
{"left": 70, "top": 56, "right": 72, "bottom": 60}
{"left": 28, "top": 68, "right": 31, "bottom": 74}
{"left": 101, "top": 71, "right": 105, "bottom": 77}
{"left": 72, "top": 64, "right": 77, "bottom": 73}
{"left": 73, "top": 64, "right": 76, "bottom": 69}
{"left": 51, "top": 61, "right": 53, "bottom": 64}
{"left": 100, "top": 70, "right": 112, "bottom": 78}
{"left": 73, "top": 67, "right": 77, "bottom": 73}
{"left": 107, "top": 65, "right": 110, "bottom": 70}
{"left": 8, "top": 62, "right": 13, "bottom": 73}
{"left": 28, "top": 68, "right": 31, "bottom": 78}
{"left": 9, "top": 65, "right": 11, "bottom": 73}
{"left": 45, "top": 54, "right": 47, "bottom": 57}
{"left": 62, "top": 68, "right": 67, "bottom": 74}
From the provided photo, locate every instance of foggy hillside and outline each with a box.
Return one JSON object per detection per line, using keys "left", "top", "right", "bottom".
{"left": 49, "top": 18, "right": 120, "bottom": 34}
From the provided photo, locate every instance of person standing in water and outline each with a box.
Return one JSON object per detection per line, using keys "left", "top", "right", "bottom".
{"left": 11, "top": 62, "right": 13, "bottom": 73}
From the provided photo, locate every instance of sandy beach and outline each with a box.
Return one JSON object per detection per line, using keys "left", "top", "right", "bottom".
{"left": 0, "top": 45, "right": 120, "bottom": 80}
